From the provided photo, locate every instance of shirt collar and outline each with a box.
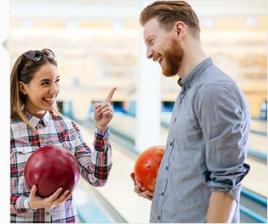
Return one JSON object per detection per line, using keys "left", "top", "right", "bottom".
{"left": 177, "top": 57, "right": 213, "bottom": 88}
{"left": 24, "top": 110, "right": 50, "bottom": 128}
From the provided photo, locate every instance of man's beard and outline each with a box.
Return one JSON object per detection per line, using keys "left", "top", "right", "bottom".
{"left": 161, "top": 39, "right": 184, "bottom": 77}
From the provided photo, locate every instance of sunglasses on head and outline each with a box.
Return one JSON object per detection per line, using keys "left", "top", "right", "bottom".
{"left": 22, "top": 48, "right": 55, "bottom": 62}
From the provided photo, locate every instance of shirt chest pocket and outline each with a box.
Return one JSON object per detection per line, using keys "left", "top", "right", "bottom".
{"left": 11, "top": 146, "right": 36, "bottom": 178}
{"left": 14, "top": 146, "right": 35, "bottom": 164}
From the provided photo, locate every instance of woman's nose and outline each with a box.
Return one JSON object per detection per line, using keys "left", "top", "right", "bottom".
{"left": 49, "top": 83, "right": 59, "bottom": 94}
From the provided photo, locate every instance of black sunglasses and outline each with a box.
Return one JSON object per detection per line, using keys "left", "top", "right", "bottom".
{"left": 22, "top": 48, "right": 55, "bottom": 62}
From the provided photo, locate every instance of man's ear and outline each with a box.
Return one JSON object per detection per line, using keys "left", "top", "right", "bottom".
{"left": 174, "top": 21, "right": 186, "bottom": 39}
{"left": 19, "top": 81, "right": 27, "bottom": 95}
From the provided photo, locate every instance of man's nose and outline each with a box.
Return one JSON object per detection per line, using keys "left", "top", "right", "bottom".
{"left": 146, "top": 47, "right": 153, "bottom": 59}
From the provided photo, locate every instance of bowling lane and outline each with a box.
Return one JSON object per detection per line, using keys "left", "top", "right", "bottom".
{"left": 76, "top": 118, "right": 267, "bottom": 224}
{"left": 73, "top": 182, "right": 116, "bottom": 223}
{"left": 248, "top": 133, "right": 267, "bottom": 154}
{"left": 73, "top": 180, "right": 126, "bottom": 223}
{"left": 108, "top": 113, "right": 267, "bottom": 197}
{"left": 77, "top": 124, "right": 151, "bottom": 223}
{"left": 242, "top": 159, "right": 267, "bottom": 197}
{"left": 161, "top": 111, "right": 172, "bottom": 125}
{"left": 112, "top": 113, "right": 267, "bottom": 155}
{"left": 109, "top": 112, "right": 167, "bottom": 144}
{"left": 161, "top": 112, "right": 267, "bottom": 160}
{"left": 162, "top": 112, "right": 267, "bottom": 136}
{"left": 109, "top": 113, "right": 134, "bottom": 139}
{"left": 251, "top": 118, "right": 267, "bottom": 135}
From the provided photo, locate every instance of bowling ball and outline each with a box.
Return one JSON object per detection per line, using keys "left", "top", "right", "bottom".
{"left": 134, "top": 145, "right": 165, "bottom": 192}
{"left": 24, "top": 145, "right": 80, "bottom": 198}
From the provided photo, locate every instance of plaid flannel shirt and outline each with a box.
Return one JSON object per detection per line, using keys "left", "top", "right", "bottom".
{"left": 10, "top": 111, "right": 112, "bottom": 223}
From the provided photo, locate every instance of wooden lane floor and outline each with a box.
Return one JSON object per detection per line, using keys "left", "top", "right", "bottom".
{"left": 242, "top": 158, "right": 267, "bottom": 197}
{"left": 162, "top": 112, "right": 267, "bottom": 136}
{"left": 248, "top": 132, "right": 267, "bottom": 154}
{"left": 108, "top": 113, "right": 267, "bottom": 197}
{"left": 251, "top": 118, "right": 267, "bottom": 136}
{"left": 77, "top": 125, "right": 151, "bottom": 223}
{"left": 111, "top": 113, "right": 267, "bottom": 155}
{"left": 109, "top": 113, "right": 167, "bottom": 144}
{"left": 75, "top": 119, "right": 266, "bottom": 224}
{"left": 161, "top": 112, "right": 267, "bottom": 158}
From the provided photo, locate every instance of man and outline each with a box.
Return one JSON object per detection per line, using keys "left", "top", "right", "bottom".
{"left": 131, "top": 1, "right": 250, "bottom": 223}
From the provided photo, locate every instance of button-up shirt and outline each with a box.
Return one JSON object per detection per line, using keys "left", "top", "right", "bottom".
{"left": 10, "top": 111, "right": 112, "bottom": 223}
{"left": 150, "top": 58, "right": 250, "bottom": 223}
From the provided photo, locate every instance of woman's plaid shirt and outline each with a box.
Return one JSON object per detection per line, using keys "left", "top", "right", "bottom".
{"left": 10, "top": 111, "right": 112, "bottom": 223}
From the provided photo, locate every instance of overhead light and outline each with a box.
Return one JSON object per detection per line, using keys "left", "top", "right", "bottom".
{"left": 245, "top": 17, "right": 258, "bottom": 27}
{"left": 21, "top": 20, "right": 32, "bottom": 28}
{"left": 202, "top": 18, "right": 214, "bottom": 29}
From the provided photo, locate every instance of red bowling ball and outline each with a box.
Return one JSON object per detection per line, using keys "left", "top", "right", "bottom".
{"left": 24, "top": 145, "right": 80, "bottom": 198}
{"left": 134, "top": 145, "right": 165, "bottom": 192}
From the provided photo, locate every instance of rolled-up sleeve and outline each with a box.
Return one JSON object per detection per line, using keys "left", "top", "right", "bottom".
{"left": 10, "top": 194, "right": 37, "bottom": 214}
{"left": 196, "top": 83, "right": 250, "bottom": 201}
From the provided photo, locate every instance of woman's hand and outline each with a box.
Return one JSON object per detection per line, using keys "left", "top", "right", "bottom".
{"left": 94, "top": 87, "right": 116, "bottom": 132}
{"left": 28, "top": 185, "right": 71, "bottom": 209}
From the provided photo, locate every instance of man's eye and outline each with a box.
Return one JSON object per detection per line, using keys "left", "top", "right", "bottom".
{"left": 149, "top": 39, "right": 154, "bottom": 45}
{"left": 41, "top": 82, "right": 49, "bottom": 85}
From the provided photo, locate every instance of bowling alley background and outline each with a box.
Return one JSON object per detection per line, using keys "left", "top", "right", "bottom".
{"left": 1, "top": 0, "right": 267, "bottom": 223}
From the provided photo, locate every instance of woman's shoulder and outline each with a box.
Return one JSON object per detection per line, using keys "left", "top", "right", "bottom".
{"left": 10, "top": 118, "right": 29, "bottom": 139}
{"left": 10, "top": 118, "right": 26, "bottom": 129}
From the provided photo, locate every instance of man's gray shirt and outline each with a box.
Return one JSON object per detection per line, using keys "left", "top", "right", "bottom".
{"left": 150, "top": 58, "right": 250, "bottom": 223}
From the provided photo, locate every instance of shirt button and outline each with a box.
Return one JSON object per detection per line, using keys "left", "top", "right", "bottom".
{"left": 46, "top": 212, "right": 50, "bottom": 215}
{"left": 165, "top": 166, "right": 169, "bottom": 171}
{"left": 157, "top": 216, "right": 161, "bottom": 220}
{"left": 170, "top": 142, "right": 173, "bottom": 146}
{"left": 174, "top": 118, "right": 176, "bottom": 122}
{"left": 161, "top": 192, "right": 164, "bottom": 196}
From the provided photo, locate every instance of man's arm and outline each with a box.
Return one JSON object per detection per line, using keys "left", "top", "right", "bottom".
{"left": 195, "top": 84, "right": 250, "bottom": 222}
{"left": 207, "top": 191, "right": 236, "bottom": 223}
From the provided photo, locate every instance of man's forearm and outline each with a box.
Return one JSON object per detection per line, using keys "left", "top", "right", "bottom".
{"left": 206, "top": 191, "right": 237, "bottom": 223}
